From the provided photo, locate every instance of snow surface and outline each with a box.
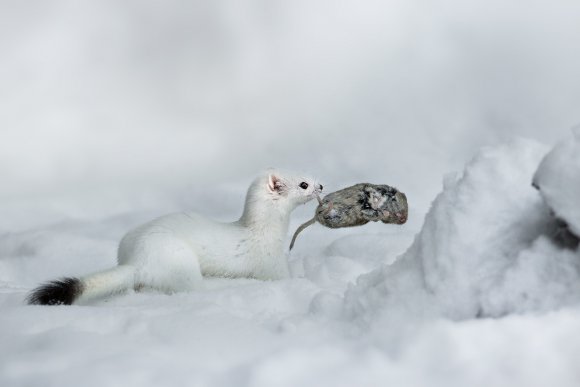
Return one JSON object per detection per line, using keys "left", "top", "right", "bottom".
{"left": 344, "top": 139, "right": 580, "bottom": 323}
{"left": 534, "top": 133, "right": 580, "bottom": 238}
{"left": 2, "top": 139, "right": 580, "bottom": 387}
{"left": 2, "top": 1, "right": 580, "bottom": 386}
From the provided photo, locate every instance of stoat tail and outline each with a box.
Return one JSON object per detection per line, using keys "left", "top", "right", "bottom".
{"left": 27, "top": 265, "right": 135, "bottom": 306}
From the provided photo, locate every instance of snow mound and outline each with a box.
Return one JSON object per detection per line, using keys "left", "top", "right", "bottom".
{"left": 533, "top": 133, "right": 580, "bottom": 238}
{"left": 345, "top": 139, "right": 580, "bottom": 325}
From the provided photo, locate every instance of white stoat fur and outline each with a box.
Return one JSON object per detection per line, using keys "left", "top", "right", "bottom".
{"left": 27, "top": 170, "right": 322, "bottom": 305}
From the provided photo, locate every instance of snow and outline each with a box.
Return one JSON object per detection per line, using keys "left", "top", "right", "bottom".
{"left": 2, "top": 139, "right": 580, "bottom": 387}
{"left": 2, "top": 1, "right": 580, "bottom": 386}
{"left": 344, "top": 139, "right": 580, "bottom": 326}
{"left": 534, "top": 134, "right": 580, "bottom": 238}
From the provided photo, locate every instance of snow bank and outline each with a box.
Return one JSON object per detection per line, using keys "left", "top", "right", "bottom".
{"left": 533, "top": 132, "right": 580, "bottom": 238}
{"left": 2, "top": 138, "right": 580, "bottom": 387}
{"left": 344, "top": 139, "right": 580, "bottom": 325}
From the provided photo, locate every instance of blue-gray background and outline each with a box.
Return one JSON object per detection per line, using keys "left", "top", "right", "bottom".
{"left": 1, "top": 0, "right": 579, "bottom": 228}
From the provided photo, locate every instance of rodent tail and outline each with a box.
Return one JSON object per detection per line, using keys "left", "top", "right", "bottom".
{"left": 289, "top": 217, "right": 317, "bottom": 250}
{"left": 27, "top": 265, "right": 136, "bottom": 306}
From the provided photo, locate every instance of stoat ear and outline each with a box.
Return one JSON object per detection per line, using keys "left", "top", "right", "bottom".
{"left": 268, "top": 174, "right": 286, "bottom": 194}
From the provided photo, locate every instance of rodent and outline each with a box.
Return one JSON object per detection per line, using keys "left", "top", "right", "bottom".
{"left": 27, "top": 170, "right": 323, "bottom": 305}
{"left": 289, "top": 183, "right": 408, "bottom": 250}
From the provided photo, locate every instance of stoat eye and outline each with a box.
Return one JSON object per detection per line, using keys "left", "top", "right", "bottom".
{"left": 299, "top": 182, "right": 309, "bottom": 190}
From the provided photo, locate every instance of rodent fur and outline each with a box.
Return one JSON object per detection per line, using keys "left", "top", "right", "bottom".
{"left": 289, "top": 183, "right": 408, "bottom": 250}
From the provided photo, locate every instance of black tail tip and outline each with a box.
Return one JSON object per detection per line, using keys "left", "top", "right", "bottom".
{"left": 27, "top": 277, "right": 84, "bottom": 306}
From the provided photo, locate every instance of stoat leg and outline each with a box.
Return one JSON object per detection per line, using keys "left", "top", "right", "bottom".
{"left": 126, "top": 232, "right": 203, "bottom": 293}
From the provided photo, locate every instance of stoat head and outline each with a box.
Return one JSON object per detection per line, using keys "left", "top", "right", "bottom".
{"left": 265, "top": 170, "right": 323, "bottom": 207}
{"left": 243, "top": 170, "right": 323, "bottom": 222}
{"left": 240, "top": 170, "right": 322, "bottom": 237}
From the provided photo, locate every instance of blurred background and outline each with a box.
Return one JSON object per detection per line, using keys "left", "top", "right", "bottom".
{"left": 1, "top": 0, "right": 580, "bottom": 231}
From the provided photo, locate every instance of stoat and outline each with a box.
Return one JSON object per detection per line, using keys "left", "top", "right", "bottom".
{"left": 27, "top": 170, "right": 323, "bottom": 305}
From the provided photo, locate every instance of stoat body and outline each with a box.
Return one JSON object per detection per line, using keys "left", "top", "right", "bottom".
{"left": 28, "top": 170, "right": 322, "bottom": 305}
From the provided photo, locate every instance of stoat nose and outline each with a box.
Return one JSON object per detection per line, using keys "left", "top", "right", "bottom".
{"left": 318, "top": 184, "right": 323, "bottom": 191}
